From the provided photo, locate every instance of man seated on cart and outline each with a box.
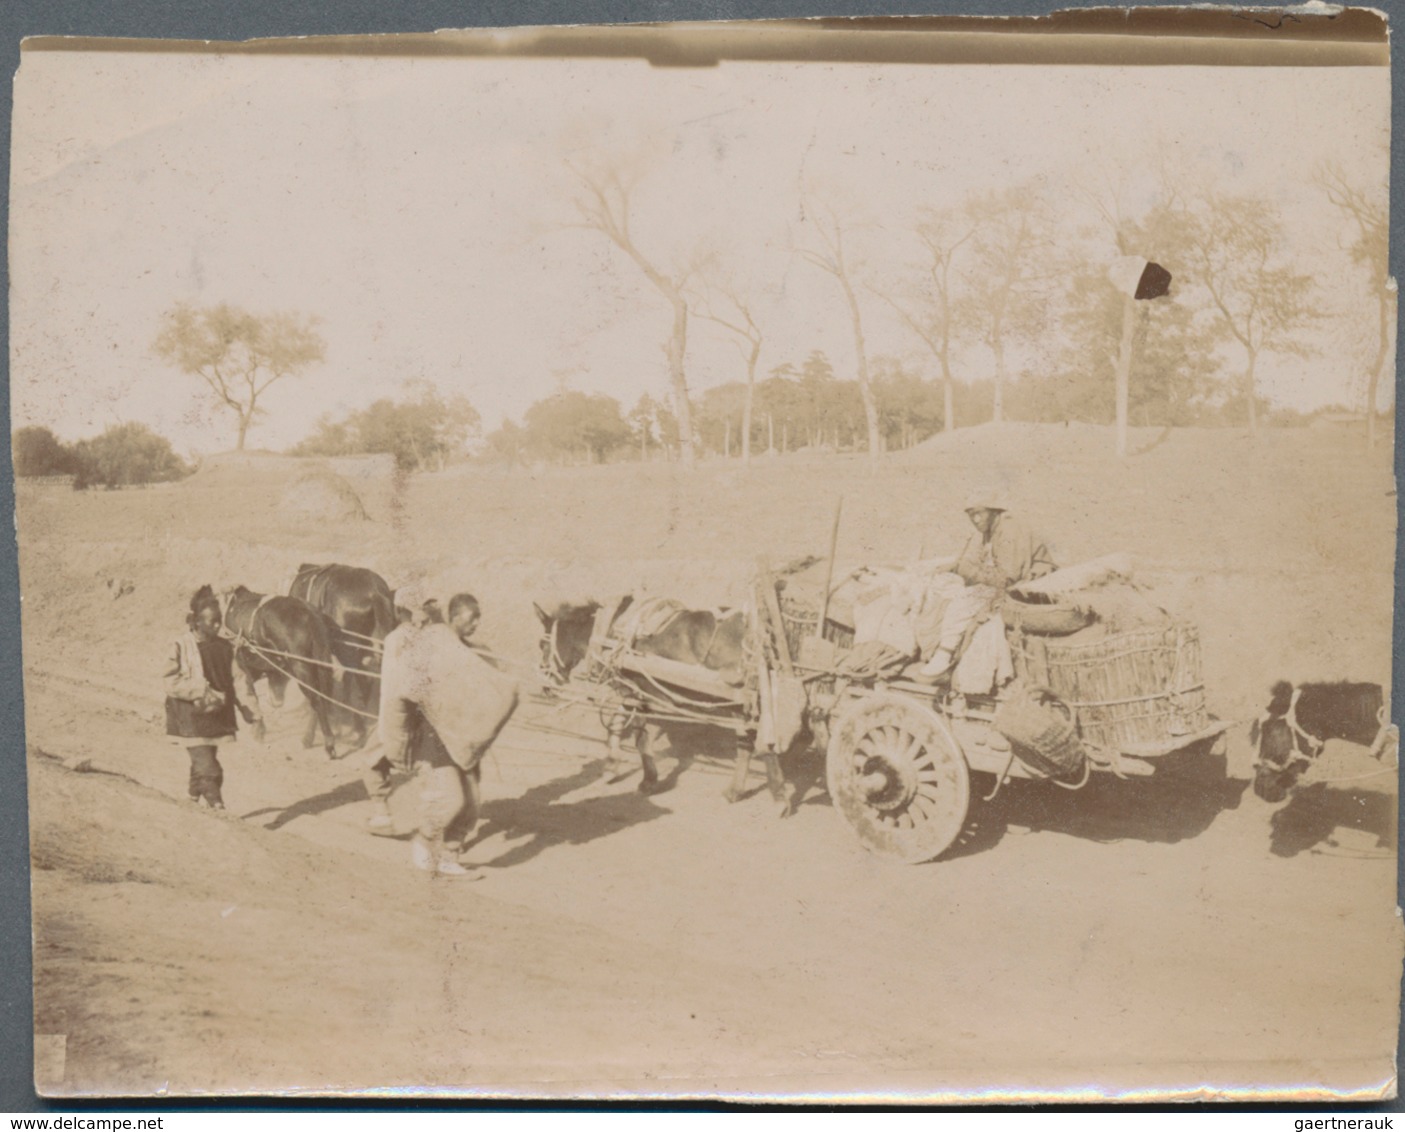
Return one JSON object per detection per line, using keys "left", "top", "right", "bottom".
{"left": 915, "top": 487, "right": 1057, "bottom": 689}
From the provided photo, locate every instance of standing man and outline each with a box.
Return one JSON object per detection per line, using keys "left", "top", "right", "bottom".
{"left": 163, "top": 585, "right": 262, "bottom": 812}
{"left": 377, "top": 585, "right": 519, "bottom": 877}
{"left": 918, "top": 489, "right": 1056, "bottom": 681}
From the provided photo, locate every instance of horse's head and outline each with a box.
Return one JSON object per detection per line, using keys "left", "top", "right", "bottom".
{"left": 1251, "top": 715, "right": 1311, "bottom": 803}
{"left": 534, "top": 600, "right": 601, "bottom": 684}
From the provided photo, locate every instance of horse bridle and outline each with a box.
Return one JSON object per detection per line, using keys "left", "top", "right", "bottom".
{"left": 1252, "top": 690, "right": 1399, "bottom": 775}
{"left": 1252, "top": 687, "right": 1325, "bottom": 776}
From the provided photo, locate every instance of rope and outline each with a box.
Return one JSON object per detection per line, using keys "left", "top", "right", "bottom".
{"left": 1049, "top": 757, "right": 1093, "bottom": 791}
{"left": 235, "top": 638, "right": 358, "bottom": 675}
{"left": 336, "top": 626, "right": 384, "bottom": 646}
{"left": 1299, "top": 759, "right": 1399, "bottom": 787}
{"left": 538, "top": 672, "right": 750, "bottom": 734}
{"left": 981, "top": 748, "right": 1019, "bottom": 802}
{"left": 235, "top": 638, "right": 381, "bottom": 720}
{"left": 1063, "top": 684, "right": 1205, "bottom": 710}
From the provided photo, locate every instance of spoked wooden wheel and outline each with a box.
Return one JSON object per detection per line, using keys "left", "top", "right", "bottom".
{"left": 826, "top": 693, "right": 970, "bottom": 864}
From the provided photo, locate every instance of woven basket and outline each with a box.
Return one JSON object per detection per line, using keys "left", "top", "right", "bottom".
{"left": 1012, "top": 621, "right": 1207, "bottom": 752}
{"left": 992, "top": 684, "right": 1086, "bottom": 778}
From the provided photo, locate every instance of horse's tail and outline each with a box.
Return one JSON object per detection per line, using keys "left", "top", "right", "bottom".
{"left": 305, "top": 619, "right": 340, "bottom": 755}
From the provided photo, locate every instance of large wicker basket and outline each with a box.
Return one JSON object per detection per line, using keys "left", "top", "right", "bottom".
{"left": 1012, "top": 621, "right": 1208, "bottom": 753}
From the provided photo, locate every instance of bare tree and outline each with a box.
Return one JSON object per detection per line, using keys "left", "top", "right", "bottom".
{"left": 695, "top": 282, "right": 764, "bottom": 465}
{"left": 1179, "top": 194, "right": 1316, "bottom": 433}
{"left": 798, "top": 202, "right": 882, "bottom": 462}
{"left": 568, "top": 163, "right": 704, "bottom": 466}
{"left": 152, "top": 303, "right": 326, "bottom": 450}
{"left": 874, "top": 205, "right": 978, "bottom": 433}
{"left": 1316, "top": 160, "right": 1393, "bottom": 450}
{"left": 962, "top": 184, "right": 1053, "bottom": 423}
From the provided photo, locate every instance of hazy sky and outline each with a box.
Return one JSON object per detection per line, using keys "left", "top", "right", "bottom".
{"left": 9, "top": 37, "right": 1390, "bottom": 454}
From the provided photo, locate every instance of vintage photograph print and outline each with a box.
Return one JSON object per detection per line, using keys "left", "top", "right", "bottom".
{"left": 10, "top": 13, "right": 1399, "bottom": 1102}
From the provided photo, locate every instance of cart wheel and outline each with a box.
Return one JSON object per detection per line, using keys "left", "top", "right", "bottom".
{"left": 825, "top": 693, "right": 970, "bottom": 864}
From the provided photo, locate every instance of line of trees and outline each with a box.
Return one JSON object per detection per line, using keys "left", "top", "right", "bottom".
{"left": 567, "top": 153, "right": 1390, "bottom": 459}
{"left": 483, "top": 340, "right": 1370, "bottom": 468}
{"left": 290, "top": 381, "right": 481, "bottom": 472}
{"left": 128, "top": 156, "right": 1386, "bottom": 467}
{"left": 13, "top": 423, "right": 189, "bottom": 488}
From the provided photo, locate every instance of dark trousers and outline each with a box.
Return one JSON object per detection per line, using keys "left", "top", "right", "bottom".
{"left": 187, "top": 744, "right": 224, "bottom": 806}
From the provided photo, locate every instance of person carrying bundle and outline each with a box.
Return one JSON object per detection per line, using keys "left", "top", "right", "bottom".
{"left": 376, "top": 582, "right": 519, "bottom": 878}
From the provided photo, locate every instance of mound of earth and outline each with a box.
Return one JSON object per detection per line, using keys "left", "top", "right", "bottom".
{"left": 279, "top": 468, "right": 369, "bottom": 522}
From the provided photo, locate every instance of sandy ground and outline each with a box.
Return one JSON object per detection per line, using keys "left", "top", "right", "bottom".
{"left": 18, "top": 422, "right": 1402, "bottom": 1101}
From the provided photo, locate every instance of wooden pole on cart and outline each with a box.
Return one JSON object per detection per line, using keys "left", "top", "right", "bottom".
{"left": 757, "top": 556, "right": 793, "bottom": 675}
{"left": 818, "top": 495, "right": 844, "bottom": 642}
{"left": 727, "top": 560, "right": 785, "bottom": 804}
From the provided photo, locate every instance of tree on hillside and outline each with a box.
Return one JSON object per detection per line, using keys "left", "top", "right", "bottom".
{"left": 961, "top": 184, "right": 1053, "bottom": 424}
{"left": 1069, "top": 166, "right": 1216, "bottom": 435}
{"left": 152, "top": 303, "right": 326, "bottom": 451}
{"left": 523, "top": 391, "right": 631, "bottom": 464}
{"left": 764, "top": 352, "right": 868, "bottom": 451}
{"left": 1178, "top": 195, "right": 1316, "bottom": 433}
{"left": 625, "top": 392, "right": 682, "bottom": 461}
{"left": 12, "top": 426, "right": 75, "bottom": 477}
{"left": 568, "top": 162, "right": 706, "bottom": 467}
{"left": 1316, "top": 160, "right": 1393, "bottom": 450}
{"left": 1053, "top": 253, "right": 1222, "bottom": 428}
{"left": 872, "top": 358, "right": 946, "bottom": 449}
{"left": 696, "top": 282, "right": 766, "bottom": 465}
{"left": 797, "top": 201, "right": 883, "bottom": 463}
{"left": 484, "top": 419, "right": 526, "bottom": 469}
{"left": 71, "top": 423, "right": 188, "bottom": 489}
{"left": 876, "top": 204, "right": 979, "bottom": 432}
{"left": 292, "top": 382, "right": 480, "bottom": 472}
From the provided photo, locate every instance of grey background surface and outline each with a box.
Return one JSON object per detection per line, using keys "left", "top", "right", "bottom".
{"left": 0, "top": 0, "right": 1398, "bottom": 1112}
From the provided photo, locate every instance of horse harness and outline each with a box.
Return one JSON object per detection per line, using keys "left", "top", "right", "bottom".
{"left": 1254, "top": 686, "right": 1399, "bottom": 775}
{"left": 221, "top": 590, "right": 278, "bottom": 656}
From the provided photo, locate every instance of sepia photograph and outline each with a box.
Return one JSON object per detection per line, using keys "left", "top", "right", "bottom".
{"left": 9, "top": 11, "right": 1400, "bottom": 1102}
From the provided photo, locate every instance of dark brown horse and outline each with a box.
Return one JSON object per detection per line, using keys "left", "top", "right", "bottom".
{"left": 290, "top": 563, "right": 395, "bottom": 746}
{"left": 1250, "top": 680, "right": 1394, "bottom": 802}
{"left": 223, "top": 585, "right": 341, "bottom": 758}
{"left": 534, "top": 596, "right": 792, "bottom": 808}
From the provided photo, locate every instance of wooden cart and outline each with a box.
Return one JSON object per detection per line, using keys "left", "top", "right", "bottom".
{"left": 562, "top": 565, "right": 1230, "bottom": 865}
{"left": 772, "top": 583, "right": 1231, "bottom": 864}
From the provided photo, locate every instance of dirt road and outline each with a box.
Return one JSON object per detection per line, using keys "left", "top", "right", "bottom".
{"left": 20, "top": 423, "right": 1401, "bottom": 1100}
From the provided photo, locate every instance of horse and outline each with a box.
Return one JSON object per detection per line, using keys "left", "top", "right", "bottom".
{"left": 534, "top": 596, "right": 793, "bottom": 809}
{"left": 222, "top": 585, "right": 343, "bottom": 758}
{"left": 289, "top": 563, "right": 395, "bottom": 746}
{"left": 1250, "top": 680, "right": 1396, "bottom": 802}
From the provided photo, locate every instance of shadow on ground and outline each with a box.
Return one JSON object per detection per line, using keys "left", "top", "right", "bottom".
{"left": 1268, "top": 782, "right": 1398, "bottom": 858}
{"left": 467, "top": 756, "right": 674, "bottom": 868}
{"left": 938, "top": 745, "right": 1250, "bottom": 862}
